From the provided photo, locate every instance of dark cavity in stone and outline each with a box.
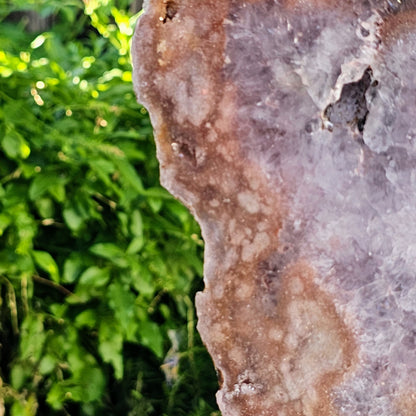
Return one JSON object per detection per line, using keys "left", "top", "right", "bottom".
{"left": 163, "top": 1, "right": 177, "bottom": 23}
{"left": 324, "top": 67, "right": 376, "bottom": 133}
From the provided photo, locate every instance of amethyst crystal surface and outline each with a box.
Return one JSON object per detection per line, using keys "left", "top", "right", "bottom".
{"left": 132, "top": 0, "right": 416, "bottom": 414}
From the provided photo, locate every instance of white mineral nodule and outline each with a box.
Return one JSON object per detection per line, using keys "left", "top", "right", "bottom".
{"left": 132, "top": 0, "right": 416, "bottom": 414}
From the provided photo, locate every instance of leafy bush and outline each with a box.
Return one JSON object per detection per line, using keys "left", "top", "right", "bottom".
{"left": 0, "top": 1, "right": 219, "bottom": 414}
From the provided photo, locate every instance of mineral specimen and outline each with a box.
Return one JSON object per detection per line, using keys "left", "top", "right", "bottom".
{"left": 132, "top": 0, "right": 416, "bottom": 414}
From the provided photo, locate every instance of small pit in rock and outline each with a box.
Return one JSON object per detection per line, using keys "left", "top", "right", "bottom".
{"left": 163, "top": 1, "right": 177, "bottom": 23}
{"left": 324, "top": 67, "right": 377, "bottom": 133}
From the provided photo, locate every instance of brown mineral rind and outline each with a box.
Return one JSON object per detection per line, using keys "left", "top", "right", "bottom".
{"left": 132, "top": 0, "right": 416, "bottom": 414}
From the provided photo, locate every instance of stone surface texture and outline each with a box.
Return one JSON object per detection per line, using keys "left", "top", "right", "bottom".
{"left": 132, "top": 0, "right": 416, "bottom": 414}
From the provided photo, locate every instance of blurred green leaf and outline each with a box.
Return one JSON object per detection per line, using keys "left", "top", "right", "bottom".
{"left": 99, "top": 318, "right": 124, "bottom": 379}
{"left": 107, "top": 280, "right": 137, "bottom": 337}
{"left": 63, "top": 206, "right": 84, "bottom": 232}
{"left": 132, "top": 265, "right": 155, "bottom": 296}
{"left": 140, "top": 321, "right": 163, "bottom": 359}
{"left": 113, "top": 157, "right": 144, "bottom": 194}
{"left": 89, "top": 242, "right": 128, "bottom": 268}
{"left": 32, "top": 250, "right": 60, "bottom": 282}
{"left": 126, "top": 235, "right": 144, "bottom": 254}
{"left": 130, "top": 209, "right": 143, "bottom": 237}
{"left": 29, "top": 173, "right": 66, "bottom": 202}
{"left": 78, "top": 266, "right": 110, "bottom": 287}
{"left": 34, "top": 197, "right": 55, "bottom": 218}
{"left": 2, "top": 131, "right": 30, "bottom": 159}
{"left": 75, "top": 309, "right": 96, "bottom": 328}
{"left": 62, "top": 253, "right": 84, "bottom": 283}
{"left": 0, "top": 213, "right": 11, "bottom": 235}
{"left": 39, "top": 354, "right": 56, "bottom": 375}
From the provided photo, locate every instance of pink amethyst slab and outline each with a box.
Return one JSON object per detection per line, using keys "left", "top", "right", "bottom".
{"left": 132, "top": 0, "right": 416, "bottom": 414}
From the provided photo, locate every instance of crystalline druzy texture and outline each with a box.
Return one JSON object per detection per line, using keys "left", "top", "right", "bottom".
{"left": 132, "top": 0, "right": 416, "bottom": 414}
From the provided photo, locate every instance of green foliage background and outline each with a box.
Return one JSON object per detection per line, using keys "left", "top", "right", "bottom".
{"left": 0, "top": 1, "right": 219, "bottom": 414}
